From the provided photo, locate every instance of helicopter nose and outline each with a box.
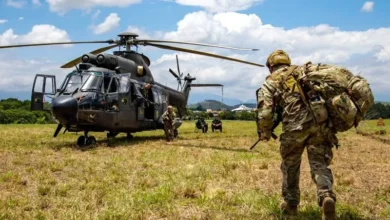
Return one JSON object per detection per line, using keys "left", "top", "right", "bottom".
{"left": 51, "top": 96, "right": 78, "bottom": 124}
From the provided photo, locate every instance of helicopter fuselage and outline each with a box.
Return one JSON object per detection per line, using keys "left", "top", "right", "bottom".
{"left": 30, "top": 51, "right": 193, "bottom": 137}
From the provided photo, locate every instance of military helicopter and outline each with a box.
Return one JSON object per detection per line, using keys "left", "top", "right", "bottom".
{"left": 0, "top": 32, "right": 264, "bottom": 146}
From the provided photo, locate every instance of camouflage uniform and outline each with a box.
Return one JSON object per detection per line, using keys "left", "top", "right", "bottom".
{"left": 257, "top": 50, "right": 337, "bottom": 210}
{"left": 142, "top": 83, "right": 150, "bottom": 100}
{"left": 162, "top": 107, "right": 176, "bottom": 141}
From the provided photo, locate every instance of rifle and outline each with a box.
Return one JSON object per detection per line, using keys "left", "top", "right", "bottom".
{"left": 249, "top": 130, "right": 278, "bottom": 151}
{"left": 250, "top": 105, "right": 282, "bottom": 151}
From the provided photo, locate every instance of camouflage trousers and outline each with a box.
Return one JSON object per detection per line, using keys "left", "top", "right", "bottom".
{"left": 163, "top": 120, "right": 174, "bottom": 141}
{"left": 279, "top": 121, "right": 337, "bottom": 207}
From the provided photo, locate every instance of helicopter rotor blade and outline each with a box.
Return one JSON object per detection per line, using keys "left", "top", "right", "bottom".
{"left": 61, "top": 44, "right": 118, "bottom": 68}
{"left": 169, "top": 68, "right": 180, "bottom": 79}
{"left": 0, "top": 40, "right": 115, "bottom": 49}
{"left": 176, "top": 54, "right": 182, "bottom": 78}
{"left": 143, "top": 42, "right": 264, "bottom": 67}
{"left": 190, "top": 84, "right": 223, "bottom": 87}
{"left": 135, "top": 39, "right": 259, "bottom": 51}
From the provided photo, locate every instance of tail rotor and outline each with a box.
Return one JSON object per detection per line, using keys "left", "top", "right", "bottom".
{"left": 169, "top": 54, "right": 185, "bottom": 91}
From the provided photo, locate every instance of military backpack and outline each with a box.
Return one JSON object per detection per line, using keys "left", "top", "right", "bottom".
{"left": 285, "top": 62, "right": 374, "bottom": 132}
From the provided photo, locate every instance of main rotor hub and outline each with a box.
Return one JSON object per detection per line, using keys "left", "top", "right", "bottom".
{"left": 118, "top": 32, "right": 139, "bottom": 44}
{"left": 117, "top": 32, "right": 139, "bottom": 51}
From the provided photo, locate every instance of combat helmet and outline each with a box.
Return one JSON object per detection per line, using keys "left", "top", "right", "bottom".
{"left": 266, "top": 50, "right": 291, "bottom": 68}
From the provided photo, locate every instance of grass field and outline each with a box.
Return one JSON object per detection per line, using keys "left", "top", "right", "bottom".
{"left": 1, "top": 120, "right": 390, "bottom": 219}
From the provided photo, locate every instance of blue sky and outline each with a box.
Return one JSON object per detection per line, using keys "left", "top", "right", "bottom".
{"left": 0, "top": 0, "right": 389, "bottom": 104}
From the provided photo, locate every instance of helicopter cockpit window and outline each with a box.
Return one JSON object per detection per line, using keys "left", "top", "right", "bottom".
{"left": 61, "top": 73, "right": 89, "bottom": 94}
{"left": 80, "top": 74, "right": 103, "bottom": 92}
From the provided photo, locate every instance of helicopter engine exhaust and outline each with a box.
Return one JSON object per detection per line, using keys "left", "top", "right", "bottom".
{"left": 96, "top": 54, "right": 119, "bottom": 69}
{"left": 81, "top": 53, "right": 99, "bottom": 66}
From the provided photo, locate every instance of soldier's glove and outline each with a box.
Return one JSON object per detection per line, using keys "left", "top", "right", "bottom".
{"left": 258, "top": 130, "right": 271, "bottom": 141}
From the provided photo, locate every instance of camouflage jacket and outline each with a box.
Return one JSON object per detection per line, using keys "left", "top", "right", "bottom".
{"left": 257, "top": 65, "right": 313, "bottom": 133}
{"left": 162, "top": 110, "right": 176, "bottom": 122}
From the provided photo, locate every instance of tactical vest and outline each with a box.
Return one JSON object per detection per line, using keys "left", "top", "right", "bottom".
{"left": 281, "top": 62, "right": 374, "bottom": 132}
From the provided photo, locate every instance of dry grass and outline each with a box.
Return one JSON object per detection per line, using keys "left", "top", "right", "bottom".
{"left": 0, "top": 120, "right": 389, "bottom": 219}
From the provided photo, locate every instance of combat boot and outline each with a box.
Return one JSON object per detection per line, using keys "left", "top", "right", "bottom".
{"left": 322, "top": 197, "right": 336, "bottom": 220}
{"left": 280, "top": 202, "right": 298, "bottom": 216}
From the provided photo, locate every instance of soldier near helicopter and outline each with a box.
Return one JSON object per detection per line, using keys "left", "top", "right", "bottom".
{"left": 256, "top": 49, "right": 373, "bottom": 219}
{"left": 143, "top": 83, "right": 151, "bottom": 100}
{"left": 257, "top": 50, "right": 336, "bottom": 219}
{"left": 133, "top": 83, "right": 153, "bottom": 107}
{"left": 162, "top": 105, "right": 176, "bottom": 141}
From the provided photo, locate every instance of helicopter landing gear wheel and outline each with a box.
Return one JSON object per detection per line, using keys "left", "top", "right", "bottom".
{"left": 77, "top": 131, "right": 96, "bottom": 147}
{"left": 126, "top": 133, "right": 133, "bottom": 140}
{"left": 77, "top": 136, "right": 87, "bottom": 147}
{"left": 173, "top": 129, "right": 178, "bottom": 138}
{"left": 87, "top": 136, "right": 96, "bottom": 145}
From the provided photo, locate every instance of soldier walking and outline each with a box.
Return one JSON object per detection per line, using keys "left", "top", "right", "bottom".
{"left": 256, "top": 50, "right": 338, "bottom": 219}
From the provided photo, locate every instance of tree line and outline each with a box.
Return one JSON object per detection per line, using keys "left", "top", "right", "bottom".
{"left": 365, "top": 102, "right": 390, "bottom": 119}
{"left": 0, "top": 98, "right": 387, "bottom": 124}
{"left": 0, "top": 98, "right": 54, "bottom": 124}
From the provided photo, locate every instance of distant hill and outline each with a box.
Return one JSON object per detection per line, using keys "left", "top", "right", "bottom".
{"left": 188, "top": 99, "right": 256, "bottom": 111}
{"left": 188, "top": 100, "right": 233, "bottom": 110}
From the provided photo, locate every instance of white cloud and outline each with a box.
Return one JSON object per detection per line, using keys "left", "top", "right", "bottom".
{"left": 1, "top": 10, "right": 389, "bottom": 103}
{"left": 0, "top": 25, "right": 71, "bottom": 45}
{"left": 361, "top": 1, "right": 374, "bottom": 12}
{"left": 32, "top": 0, "right": 41, "bottom": 5}
{"left": 174, "top": 0, "right": 263, "bottom": 12}
{"left": 147, "top": 11, "right": 390, "bottom": 101}
{"left": 0, "top": 58, "right": 68, "bottom": 93}
{"left": 92, "top": 13, "right": 120, "bottom": 35}
{"left": 7, "top": 0, "right": 26, "bottom": 8}
{"left": 0, "top": 20, "right": 8, "bottom": 24}
{"left": 18, "top": 17, "right": 24, "bottom": 20}
{"left": 46, "top": 0, "right": 142, "bottom": 14}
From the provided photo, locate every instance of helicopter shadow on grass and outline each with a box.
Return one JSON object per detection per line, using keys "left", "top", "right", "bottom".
{"left": 50, "top": 135, "right": 166, "bottom": 151}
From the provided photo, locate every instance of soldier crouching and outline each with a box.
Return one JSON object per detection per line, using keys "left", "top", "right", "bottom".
{"left": 162, "top": 105, "right": 176, "bottom": 141}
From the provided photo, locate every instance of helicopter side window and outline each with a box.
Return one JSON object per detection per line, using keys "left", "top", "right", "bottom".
{"left": 103, "top": 77, "right": 111, "bottom": 93}
{"left": 119, "top": 75, "right": 130, "bottom": 93}
{"left": 108, "top": 78, "right": 119, "bottom": 93}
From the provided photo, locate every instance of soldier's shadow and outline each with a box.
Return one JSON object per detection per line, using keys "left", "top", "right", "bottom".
{"left": 168, "top": 142, "right": 252, "bottom": 153}
{"left": 270, "top": 206, "right": 370, "bottom": 220}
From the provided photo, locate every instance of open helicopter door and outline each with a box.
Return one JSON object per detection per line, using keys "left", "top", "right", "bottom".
{"left": 151, "top": 88, "right": 163, "bottom": 121}
{"left": 118, "top": 73, "right": 131, "bottom": 111}
{"left": 31, "top": 74, "right": 56, "bottom": 111}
